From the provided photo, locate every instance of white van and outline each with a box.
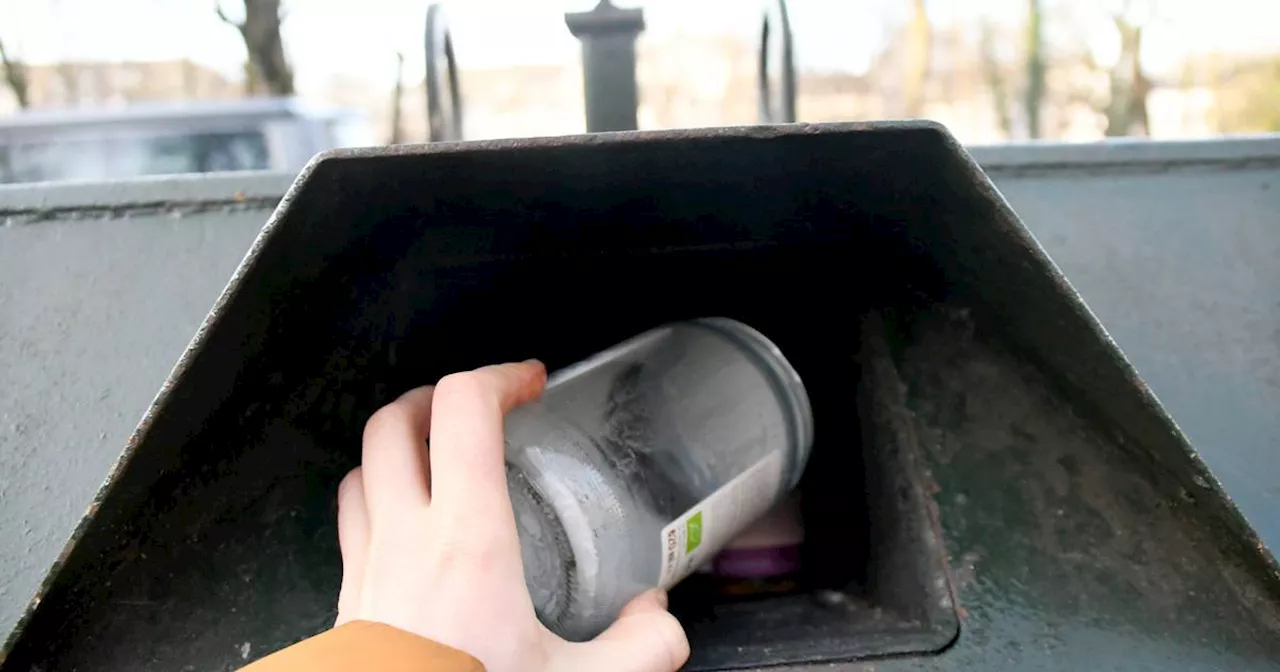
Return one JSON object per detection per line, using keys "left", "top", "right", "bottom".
{"left": 0, "top": 98, "right": 372, "bottom": 184}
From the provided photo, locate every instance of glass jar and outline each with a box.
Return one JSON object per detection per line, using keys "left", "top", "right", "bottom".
{"left": 505, "top": 318, "right": 813, "bottom": 640}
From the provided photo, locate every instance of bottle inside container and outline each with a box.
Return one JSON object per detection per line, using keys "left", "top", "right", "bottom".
{"left": 504, "top": 318, "right": 814, "bottom": 641}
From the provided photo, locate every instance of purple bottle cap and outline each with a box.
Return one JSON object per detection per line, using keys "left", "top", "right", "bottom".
{"left": 711, "top": 544, "right": 803, "bottom": 579}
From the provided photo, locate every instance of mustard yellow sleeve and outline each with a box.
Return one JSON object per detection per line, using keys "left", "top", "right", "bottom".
{"left": 242, "top": 621, "right": 485, "bottom": 672}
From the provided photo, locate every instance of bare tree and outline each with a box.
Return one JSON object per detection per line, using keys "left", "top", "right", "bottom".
{"left": 1105, "top": 12, "right": 1151, "bottom": 136}
{"left": 1024, "top": 0, "right": 1046, "bottom": 138}
{"left": 389, "top": 52, "right": 406, "bottom": 144}
{"left": 902, "top": 0, "right": 931, "bottom": 117}
{"left": 217, "top": 0, "right": 294, "bottom": 96}
{"left": 0, "top": 36, "right": 30, "bottom": 109}
{"left": 978, "top": 21, "right": 1014, "bottom": 138}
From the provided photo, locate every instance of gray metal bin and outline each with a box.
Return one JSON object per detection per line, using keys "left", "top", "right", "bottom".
{"left": 2, "top": 123, "right": 1278, "bottom": 671}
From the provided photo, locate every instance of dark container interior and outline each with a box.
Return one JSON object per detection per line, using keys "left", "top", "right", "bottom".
{"left": 1, "top": 215, "right": 955, "bottom": 670}
{"left": 668, "top": 307, "right": 957, "bottom": 669}
{"left": 11, "top": 123, "right": 1271, "bottom": 670}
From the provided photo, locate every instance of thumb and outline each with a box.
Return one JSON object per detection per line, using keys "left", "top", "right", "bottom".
{"left": 559, "top": 590, "right": 690, "bottom": 672}
{"left": 334, "top": 468, "right": 370, "bottom": 627}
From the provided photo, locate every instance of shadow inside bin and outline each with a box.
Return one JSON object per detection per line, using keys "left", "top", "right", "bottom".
{"left": 7, "top": 235, "right": 958, "bottom": 671}
{"left": 669, "top": 310, "right": 958, "bottom": 670}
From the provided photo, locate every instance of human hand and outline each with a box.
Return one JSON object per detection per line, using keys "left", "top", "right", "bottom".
{"left": 334, "top": 361, "right": 691, "bottom": 672}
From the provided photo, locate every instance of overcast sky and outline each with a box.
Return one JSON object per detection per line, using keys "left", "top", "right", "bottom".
{"left": 2, "top": 0, "right": 1277, "bottom": 95}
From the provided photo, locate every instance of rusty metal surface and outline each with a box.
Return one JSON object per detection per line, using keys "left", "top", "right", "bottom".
{"left": 1, "top": 123, "right": 1276, "bottom": 670}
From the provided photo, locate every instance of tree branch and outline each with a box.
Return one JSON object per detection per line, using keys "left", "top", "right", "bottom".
{"left": 389, "top": 51, "right": 405, "bottom": 144}
{"left": 222, "top": 0, "right": 294, "bottom": 96}
{"left": 0, "top": 35, "right": 31, "bottom": 109}
{"left": 215, "top": 2, "right": 244, "bottom": 31}
{"left": 978, "top": 21, "right": 1013, "bottom": 139}
{"left": 1024, "top": 0, "right": 1046, "bottom": 139}
{"left": 902, "top": 0, "right": 931, "bottom": 117}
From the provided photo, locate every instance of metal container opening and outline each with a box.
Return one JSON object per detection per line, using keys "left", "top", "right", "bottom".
{"left": 2, "top": 204, "right": 957, "bottom": 670}
{"left": 5, "top": 124, "right": 1276, "bottom": 671}
{"left": 669, "top": 312, "right": 958, "bottom": 670}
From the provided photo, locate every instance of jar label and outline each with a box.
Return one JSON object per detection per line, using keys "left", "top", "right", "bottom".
{"left": 657, "top": 450, "right": 785, "bottom": 589}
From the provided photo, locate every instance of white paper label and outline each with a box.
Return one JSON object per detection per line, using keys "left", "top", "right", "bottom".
{"left": 657, "top": 450, "right": 785, "bottom": 589}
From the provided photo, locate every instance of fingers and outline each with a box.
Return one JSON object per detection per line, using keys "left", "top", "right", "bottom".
{"left": 361, "top": 385, "right": 436, "bottom": 518}
{"left": 335, "top": 468, "right": 370, "bottom": 626}
{"left": 615, "top": 588, "right": 671, "bottom": 619}
{"left": 560, "top": 590, "right": 690, "bottom": 672}
{"left": 427, "top": 361, "right": 546, "bottom": 515}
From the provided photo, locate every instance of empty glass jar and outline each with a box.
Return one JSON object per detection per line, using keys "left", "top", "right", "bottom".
{"left": 504, "top": 318, "right": 814, "bottom": 640}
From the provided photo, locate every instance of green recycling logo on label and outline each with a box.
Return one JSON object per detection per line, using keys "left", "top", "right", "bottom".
{"left": 686, "top": 512, "right": 703, "bottom": 553}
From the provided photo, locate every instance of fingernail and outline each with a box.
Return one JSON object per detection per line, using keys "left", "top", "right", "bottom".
{"left": 523, "top": 359, "right": 548, "bottom": 378}
{"left": 652, "top": 589, "right": 669, "bottom": 609}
